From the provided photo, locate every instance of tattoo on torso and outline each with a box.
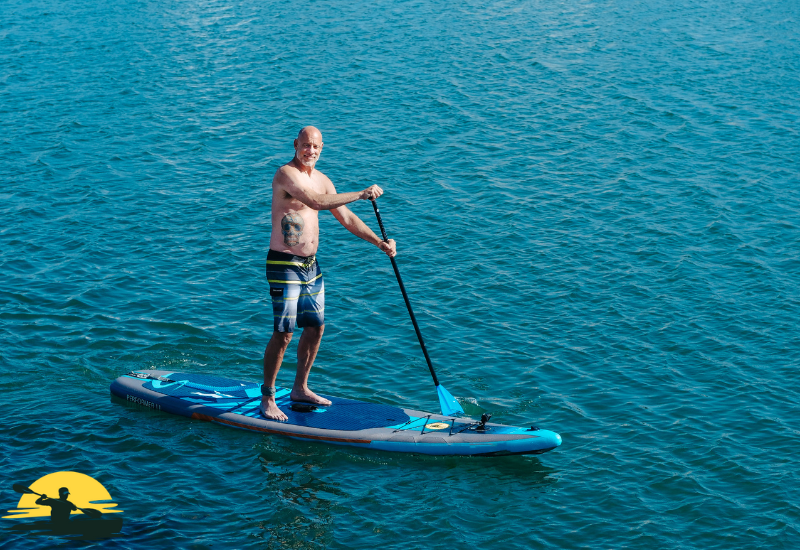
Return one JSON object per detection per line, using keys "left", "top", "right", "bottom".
{"left": 281, "top": 212, "right": 304, "bottom": 247}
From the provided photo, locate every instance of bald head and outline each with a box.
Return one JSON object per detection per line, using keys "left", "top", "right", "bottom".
{"left": 294, "top": 126, "right": 324, "bottom": 169}
{"left": 297, "top": 126, "right": 322, "bottom": 141}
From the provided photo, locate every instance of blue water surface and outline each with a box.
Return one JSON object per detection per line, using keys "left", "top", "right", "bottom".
{"left": 2, "top": 0, "right": 799, "bottom": 547}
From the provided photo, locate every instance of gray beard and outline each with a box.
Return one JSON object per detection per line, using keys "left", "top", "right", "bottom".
{"left": 297, "top": 155, "right": 316, "bottom": 167}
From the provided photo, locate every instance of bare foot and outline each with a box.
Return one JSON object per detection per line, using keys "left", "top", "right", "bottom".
{"left": 290, "top": 388, "right": 332, "bottom": 407}
{"left": 260, "top": 397, "right": 288, "bottom": 421}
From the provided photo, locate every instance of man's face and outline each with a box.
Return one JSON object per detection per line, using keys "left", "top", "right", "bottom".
{"left": 294, "top": 133, "right": 323, "bottom": 167}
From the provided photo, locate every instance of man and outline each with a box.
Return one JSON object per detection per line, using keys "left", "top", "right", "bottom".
{"left": 262, "top": 126, "right": 397, "bottom": 420}
{"left": 35, "top": 487, "right": 77, "bottom": 525}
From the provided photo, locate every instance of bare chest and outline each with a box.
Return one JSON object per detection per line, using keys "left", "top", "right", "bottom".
{"left": 276, "top": 172, "right": 326, "bottom": 208}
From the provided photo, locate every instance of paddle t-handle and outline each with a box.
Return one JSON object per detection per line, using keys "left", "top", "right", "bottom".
{"left": 370, "top": 199, "right": 464, "bottom": 417}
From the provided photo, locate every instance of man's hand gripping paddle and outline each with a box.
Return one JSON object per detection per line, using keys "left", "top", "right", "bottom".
{"left": 12, "top": 483, "right": 103, "bottom": 518}
{"left": 371, "top": 199, "right": 465, "bottom": 417}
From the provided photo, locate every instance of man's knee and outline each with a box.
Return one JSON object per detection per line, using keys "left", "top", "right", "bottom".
{"left": 270, "top": 330, "right": 293, "bottom": 348}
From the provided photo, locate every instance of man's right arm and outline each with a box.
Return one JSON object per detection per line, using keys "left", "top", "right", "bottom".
{"left": 276, "top": 168, "right": 382, "bottom": 211}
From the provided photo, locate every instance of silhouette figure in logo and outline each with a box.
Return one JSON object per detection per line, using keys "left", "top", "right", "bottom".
{"left": 35, "top": 487, "right": 77, "bottom": 526}
{"left": 9, "top": 481, "right": 120, "bottom": 540}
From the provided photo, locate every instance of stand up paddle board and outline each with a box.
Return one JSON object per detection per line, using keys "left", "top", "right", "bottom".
{"left": 111, "top": 370, "right": 562, "bottom": 457}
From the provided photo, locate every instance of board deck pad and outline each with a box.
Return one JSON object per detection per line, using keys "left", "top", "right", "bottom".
{"left": 141, "top": 373, "right": 410, "bottom": 431}
{"left": 111, "top": 370, "right": 562, "bottom": 457}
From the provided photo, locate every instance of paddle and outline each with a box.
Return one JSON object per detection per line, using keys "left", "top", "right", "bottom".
{"left": 12, "top": 484, "right": 103, "bottom": 518}
{"left": 371, "top": 199, "right": 465, "bottom": 417}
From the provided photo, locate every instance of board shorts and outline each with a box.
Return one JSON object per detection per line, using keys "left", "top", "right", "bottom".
{"left": 266, "top": 249, "right": 325, "bottom": 333}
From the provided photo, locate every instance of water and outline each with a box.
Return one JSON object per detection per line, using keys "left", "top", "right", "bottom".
{"left": 2, "top": 0, "right": 799, "bottom": 547}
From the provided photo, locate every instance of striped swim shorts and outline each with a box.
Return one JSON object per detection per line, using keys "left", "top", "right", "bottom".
{"left": 266, "top": 249, "right": 325, "bottom": 333}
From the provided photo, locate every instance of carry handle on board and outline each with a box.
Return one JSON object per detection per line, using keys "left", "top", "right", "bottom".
{"left": 371, "top": 199, "right": 464, "bottom": 417}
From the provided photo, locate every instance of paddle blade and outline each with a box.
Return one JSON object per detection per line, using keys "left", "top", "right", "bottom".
{"left": 80, "top": 507, "right": 103, "bottom": 518}
{"left": 12, "top": 484, "right": 35, "bottom": 495}
{"left": 437, "top": 385, "right": 464, "bottom": 416}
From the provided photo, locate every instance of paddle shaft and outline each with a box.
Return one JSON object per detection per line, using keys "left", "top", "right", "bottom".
{"left": 12, "top": 484, "right": 102, "bottom": 518}
{"left": 371, "top": 200, "right": 440, "bottom": 387}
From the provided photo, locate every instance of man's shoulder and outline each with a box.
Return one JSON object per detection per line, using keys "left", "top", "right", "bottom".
{"left": 272, "top": 164, "right": 295, "bottom": 190}
{"left": 274, "top": 164, "right": 331, "bottom": 188}
{"left": 274, "top": 163, "right": 327, "bottom": 179}
{"left": 275, "top": 162, "right": 297, "bottom": 179}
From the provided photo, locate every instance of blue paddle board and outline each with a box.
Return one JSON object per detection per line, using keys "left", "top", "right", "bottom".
{"left": 110, "top": 370, "right": 562, "bottom": 457}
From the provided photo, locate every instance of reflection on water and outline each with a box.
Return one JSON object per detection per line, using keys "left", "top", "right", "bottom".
{"left": 245, "top": 437, "right": 560, "bottom": 548}
{"left": 251, "top": 447, "right": 342, "bottom": 548}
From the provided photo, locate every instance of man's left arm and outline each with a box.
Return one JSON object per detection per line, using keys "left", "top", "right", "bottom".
{"left": 331, "top": 205, "right": 397, "bottom": 257}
